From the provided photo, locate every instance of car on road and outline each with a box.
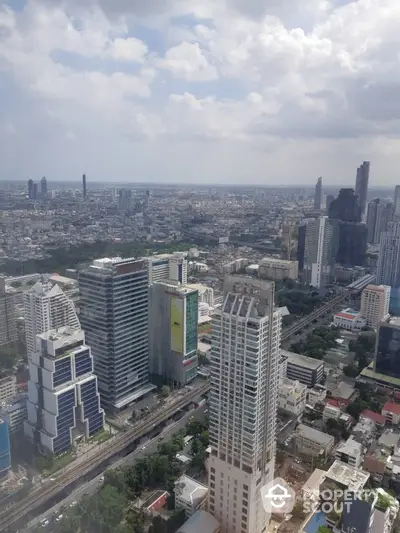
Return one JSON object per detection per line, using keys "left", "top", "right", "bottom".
{"left": 56, "top": 514, "right": 63, "bottom": 522}
{"left": 140, "top": 446, "right": 146, "bottom": 451}
{"left": 99, "top": 476, "right": 104, "bottom": 483}
{"left": 70, "top": 501, "right": 77, "bottom": 507}
{"left": 41, "top": 520, "right": 49, "bottom": 527}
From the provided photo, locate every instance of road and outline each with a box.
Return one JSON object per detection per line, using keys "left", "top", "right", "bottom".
{"left": 0, "top": 382, "right": 210, "bottom": 532}
{"left": 24, "top": 406, "right": 206, "bottom": 532}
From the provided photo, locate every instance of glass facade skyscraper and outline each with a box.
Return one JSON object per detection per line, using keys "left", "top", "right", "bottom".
{"left": 374, "top": 321, "right": 400, "bottom": 379}
{"left": 79, "top": 257, "right": 153, "bottom": 413}
{"left": 0, "top": 419, "right": 10, "bottom": 477}
{"left": 24, "top": 327, "right": 104, "bottom": 455}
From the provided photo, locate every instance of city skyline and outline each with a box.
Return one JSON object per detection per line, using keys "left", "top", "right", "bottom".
{"left": 1, "top": 0, "right": 400, "bottom": 184}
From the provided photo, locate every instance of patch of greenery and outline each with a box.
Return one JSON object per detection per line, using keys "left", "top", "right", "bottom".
{"left": 290, "top": 326, "right": 340, "bottom": 360}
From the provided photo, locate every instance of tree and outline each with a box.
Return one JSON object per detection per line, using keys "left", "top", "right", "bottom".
{"left": 161, "top": 385, "right": 171, "bottom": 397}
{"left": 317, "top": 527, "right": 332, "bottom": 533}
{"left": 104, "top": 468, "right": 126, "bottom": 493}
{"left": 149, "top": 515, "right": 168, "bottom": 533}
{"left": 126, "top": 509, "right": 145, "bottom": 533}
{"left": 292, "top": 501, "right": 306, "bottom": 519}
{"left": 343, "top": 364, "right": 359, "bottom": 378}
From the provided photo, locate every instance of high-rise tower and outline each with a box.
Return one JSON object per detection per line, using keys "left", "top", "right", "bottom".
{"left": 24, "top": 327, "right": 104, "bottom": 455}
{"left": 394, "top": 186, "right": 400, "bottom": 219}
{"left": 314, "top": 177, "right": 322, "bottom": 210}
{"left": 0, "top": 278, "right": 17, "bottom": 348}
{"left": 300, "top": 216, "right": 338, "bottom": 288}
{"left": 79, "top": 257, "right": 152, "bottom": 413}
{"left": 208, "top": 276, "right": 281, "bottom": 533}
{"left": 24, "top": 278, "right": 80, "bottom": 360}
{"left": 149, "top": 282, "right": 198, "bottom": 386}
{"left": 82, "top": 174, "right": 87, "bottom": 198}
{"left": 355, "top": 161, "right": 370, "bottom": 215}
{"left": 40, "top": 176, "right": 48, "bottom": 198}
{"left": 366, "top": 199, "right": 393, "bottom": 245}
{"left": 377, "top": 222, "right": 400, "bottom": 288}
{"left": 28, "top": 178, "right": 34, "bottom": 200}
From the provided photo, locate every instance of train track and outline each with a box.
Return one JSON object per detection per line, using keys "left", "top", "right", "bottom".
{"left": 281, "top": 290, "right": 349, "bottom": 342}
{"left": 0, "top": 382, "right": 210, "bottom": 532}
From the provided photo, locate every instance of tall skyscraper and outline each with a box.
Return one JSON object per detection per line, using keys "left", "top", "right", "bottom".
{"left": 0, "top": 279, "right": 17, "bottom": 348}
{"left": 336, "top": 222, "right": 367, "bottom": 267}
{"left": 366, "top": 199, "right": 393, "bottom": 245}
{"left": 325, "top": 194, "right": 335, "bottom": 212}
{"left": 300, "top": 216, "right": 338, "bottom": 288}
{"left": 32, "top": 183, "right": 38, "bottom": 200}
{"left": 355, "top": 161, "right": 370, "bottom": 215}
{"left": 118, "top": 188, "right": 133, "bottom": 214}
{"left": 314, "top": 177, "right": 322, "bottom": 210}
{"left": 377, "top": 222, "right": 400, "bottom": 288}
{"left": 149, "top": 282, "right": 198, "bottom": 386}
{"left": 40, "top": 176, "right": 48, "bottom": 197}
{"left": 394, "top": 185, "right": 400, "bottom": 219}
{"left": 208, "top": 276, "right": 281, "bottom": 533}
{"left": 360, "top": 284, "right": 391, "bottom": 329}
{"left": 24, "top": 327, "right": 104, "bottom": 455}
{"left": 82, "top": 174, "right": 87, "bottom": 198}
{"left": 374, "top": 319, "right": 400, "bottom": 378}
{"left": 28, "top": 178, "right": 34, "bottom": 200}
{"left": 328, "top": 188, "right": 361, "bottom": 223}
{"left": 329, "top": 189, "right": 366, "bottom": 267}
{"left": 24, "top": 278, "right": 80, "bottom": 360}
{"left": 79, "top": 257, "right": 152, "bottom": 413}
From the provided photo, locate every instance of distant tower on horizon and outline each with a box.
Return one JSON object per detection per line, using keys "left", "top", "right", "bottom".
{"left": 394, "top": 185, "right": 400, "bottom": 219}
{"left": 314, "top": 177, "right": 322, "bottom": 210}
{"left": 28, "top": 178, "right": 34, "bottom": 200}
{"left": 82, "top": 174, "right": 87, "bottom": 198}
{"left": 326, "top": 194, "right": 334, "bottom": 212}
{"left": 40, "top": 176, "right": 48, "bottom": 198}
{"left": 32, "top": 183, "right": 38, "bottom": 200}
{"left": 355, "top": 161, "right": 370, "bottom": 215}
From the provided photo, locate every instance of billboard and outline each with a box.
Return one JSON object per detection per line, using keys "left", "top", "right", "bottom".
{"left": 171, "top": 296, "right": 184, "bottom": 353}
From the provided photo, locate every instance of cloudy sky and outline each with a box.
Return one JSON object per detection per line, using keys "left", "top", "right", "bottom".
{"left": 0, "top": 0, "right": 399, "bottom": 186}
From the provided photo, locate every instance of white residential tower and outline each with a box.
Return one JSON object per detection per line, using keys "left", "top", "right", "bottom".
{"left": 208, "top": 276, "right": 281, "bottom": 533}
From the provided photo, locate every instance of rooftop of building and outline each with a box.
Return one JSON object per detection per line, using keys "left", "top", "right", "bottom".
{"left": 388, "top": 317, "right": 400, "bottom": 327}
{"left": 360, "top": 364, "right": 400, "bottom": 388}
{"left": 39, "top": 326, "right": 83, "bottom": 343}
{"left": 382, "top": 402, "right": 400, "bottom": 415}
{"left": 326, "top": 460, "right": 370, "bottom": 492}
{"left": 336, "top": 437, "right": 362, "bottom": 455}
{"left": 296, "top": 424, "right": 334, "bottom": 445}
{"left": 174, "top": 475, "right": 208, "bottom": 505}
{"left": 335, "top": 308, "right": 360, "bottom": 320}
{"left": 281, "top": 378, "right": 307, "bottom": 392}
{"left": 364, "top": 284, "right": 390, "bottom": 293}
{"left": 280, "top": 349, "right": 324, "bottom": 370}
{"left": 378, "top": 430, "right": 400, "bottom": 448}
{"left": 360, "top": 410, "right": 386, "bottom": 425}
{"left": 260, "top": 256, "right": 298, "bottom": 265}
{"left": 176, "top": 511, "right": 219, "bottom": 533}
{"left": 49, "top": 273, "right": 78, "bottom": 286}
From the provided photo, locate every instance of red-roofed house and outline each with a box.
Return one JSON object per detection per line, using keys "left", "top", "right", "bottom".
{"left": 382, "top": 402, "right": 400, "bottom": 425}
{"left": 333, "top": 308, "right": 367, "bottom": 331}
{"left": 360, "top": 410, "right": 386, "bottom": 427}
